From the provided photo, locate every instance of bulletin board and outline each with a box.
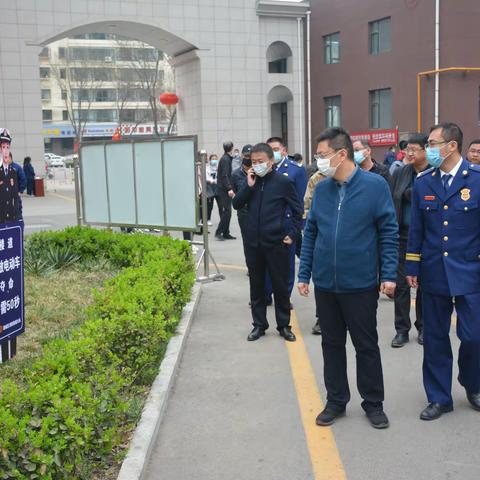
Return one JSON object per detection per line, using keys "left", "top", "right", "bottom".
{"left": 79, "top": 136, "right": 198, "bottom": 230}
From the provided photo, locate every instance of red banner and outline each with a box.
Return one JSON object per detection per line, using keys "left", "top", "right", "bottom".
{"left": 350, "top": 129, "right": 398, "bottom": 147}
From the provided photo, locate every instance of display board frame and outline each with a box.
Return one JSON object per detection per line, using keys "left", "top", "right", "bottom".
{"left": 79, "top": 135, "right": 199, "bottom": 231}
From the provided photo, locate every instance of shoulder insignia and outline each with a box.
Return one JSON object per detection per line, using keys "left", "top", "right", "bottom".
{"left": 469, "top": 164, "right": 480, "bottom": 172}
{"left": 417, "top": 167, "right": 434, "bottom": 179}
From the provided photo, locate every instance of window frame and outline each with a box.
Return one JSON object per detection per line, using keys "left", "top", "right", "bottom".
{"left": 323, "top": 32, "right": 340, "bottom": 64}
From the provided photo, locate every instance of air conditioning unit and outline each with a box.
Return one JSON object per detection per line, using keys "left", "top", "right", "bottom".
{"left": 105, "top": 56, "right": 112, "bottom": 62}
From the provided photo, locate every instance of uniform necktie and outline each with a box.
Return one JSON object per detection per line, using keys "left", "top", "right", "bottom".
{"left": 442, "top": 173, "right": 452, "bottom": 192}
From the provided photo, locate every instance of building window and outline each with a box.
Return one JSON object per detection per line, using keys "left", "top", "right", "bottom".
{"left": 61, "top": 90, "right": 67, "bottom": 100}
{"left": 369, "top": 17, "right": 391, "bottom": 55}
{"left": 369, "top": 88, "right": 392, "bottom": 129}
{"left": 266, "top": 41, "right": 292, "bottom": 74}
{"left": 324, "top": 32, "right": 340, "bottom": 64}
{"left": 42, "top": 110, "right": 52, "bottom": 121}
{"left": 40, "top": 67, "right": 50, "bottom": 79}
{"left": 60, "top": 68, "right": 66, "bottom": 79}
{"left": 324, "top": 95, "right": 342, "bottom": 128}
{"left": 39, "top": 47, "right": 49, "bottom": 58}
{"left": 62, "top": 110, "right": 69, "bottom": 121}
{"left": 41, "top": 89, "right": 51, "bottom": 101}
{"left": 58, "top": 47, "right": 66, "bottom": 59}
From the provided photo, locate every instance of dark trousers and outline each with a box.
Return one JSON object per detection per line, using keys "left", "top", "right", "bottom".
{"left": 394, "top": 235, "right": 423, "bottom": 334}
{"left": 198, "top": 196, "right": 214, "bottom": 223}
{"left": 237, "top": 212, "right": 248, "bottom": 262}
{"left": 216, "top": 190, "right": 232, "bottom": 236}
{"left": 314, "top": 287, "right": 384, "bottom": 413}
{"left": 245, "top": 244, "right": 291, "bottom": 331}
{"left": 265, "top": 241, "right": 296, "bottom": 299}
{"left": 26, "top": 178, "right": 35, "bottom": 195}
{"left": 422, "top": 292, "right": 480, "bottom": 405}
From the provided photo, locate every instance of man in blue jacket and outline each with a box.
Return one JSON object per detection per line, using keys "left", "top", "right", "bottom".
{"left": 297, "top": 127, "right": 398, "bottom": 429}
{"left": 233, "top": 143, "right": 303, "bottom": 342}
{"left": 406, "top": 122, "right": 480, "bottom": 420}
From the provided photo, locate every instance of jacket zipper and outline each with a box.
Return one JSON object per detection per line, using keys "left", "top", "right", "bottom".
{"left": 334, "top": 198, "right": 342, "bottom": 291}
{"left": 257, "top": 178, "right": 265, "bottom": 243}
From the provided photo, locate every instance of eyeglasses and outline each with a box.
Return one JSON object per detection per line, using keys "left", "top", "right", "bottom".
{"left": 427, "top": 140, "right": 449, "bottom": 147}
{"left": 405, "top": 148, "right": 424, "bottom": 155}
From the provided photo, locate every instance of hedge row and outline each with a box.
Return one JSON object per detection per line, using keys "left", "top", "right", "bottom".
{"left": 0, "top": 228, "right": 195, "bottom": 479}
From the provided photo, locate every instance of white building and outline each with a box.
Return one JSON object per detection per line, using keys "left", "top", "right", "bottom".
{"left": 0, "top": 0, "right": 310, "bottom": 166}
{"left": 39, "top": 34, "right": 174, "bottom": 155}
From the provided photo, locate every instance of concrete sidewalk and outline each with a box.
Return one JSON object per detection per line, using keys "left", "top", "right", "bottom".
{"left": 145, "top": 214, "right": 480, "bottom": 480}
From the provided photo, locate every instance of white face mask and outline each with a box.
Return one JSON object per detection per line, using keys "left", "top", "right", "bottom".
{"left": 316, "top": 151, "right": 343, "bottom": 178}
{"left": 253, "top": 162, "right": 270, "bottom": 177}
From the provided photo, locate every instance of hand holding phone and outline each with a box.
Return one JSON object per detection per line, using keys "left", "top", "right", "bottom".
{"left": 247, "top": 168, "right": 256, "bottom": 187}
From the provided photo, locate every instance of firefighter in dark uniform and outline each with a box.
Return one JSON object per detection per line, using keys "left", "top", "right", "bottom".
{"left": 0, "top": 129, "right": 20, "bottom": 224}
{"left": 406, "top": 122, "right": 480, "bottom": 421}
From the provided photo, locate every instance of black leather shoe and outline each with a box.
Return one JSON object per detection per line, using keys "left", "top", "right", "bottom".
{"left": 420, "top": 402, "right": 453, "bottom": 420}
{"left": 312, "top": 321, "right": 322, "bottom": 335}
{"left": 247, "top": 327, "right": 265, "bottom": 341}
{"left": 316, "top": 407, "right": 345, "bottom": 426}
{"left": 279, "top": 327, "right": 296, "bottom": 342}
{"left": 417, "top": 329, "right": 424, "bottom": 345}
{"left": 391, "top": 332, "right": 409, "bottom": 348}
{"left": 366, "top": 410, "right": 390, "bottom": 429}
{"left": 467, "top": 392, "right": 480, "bottom": 411}
{"left": 223, "top": 234, "right": 236, "bottom": 240}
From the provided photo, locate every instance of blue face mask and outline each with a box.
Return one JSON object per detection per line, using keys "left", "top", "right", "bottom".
{"left": 273, "top": 151, "right": 282, "bottom": 164}
{"left": 425, "top": 147, "right": 445, "bottom": 168}
{"left": 354, "top": 150, "right": 365, "bottom": 165}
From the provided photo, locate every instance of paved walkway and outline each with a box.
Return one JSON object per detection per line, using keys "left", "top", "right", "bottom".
{"left": 146, "top": 214, "right": 480, "bottom": 480}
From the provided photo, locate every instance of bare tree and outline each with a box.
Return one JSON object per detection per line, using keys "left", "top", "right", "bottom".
{"left": 49, "top": 54, "right": 102, "bottom": 147}
{"left": 115, "top": 38, "right": 173, "bottom": 136}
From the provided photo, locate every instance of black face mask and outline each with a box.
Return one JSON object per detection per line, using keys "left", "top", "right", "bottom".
{"left": 242, "top": 157, "right": 252, "bottom": 168}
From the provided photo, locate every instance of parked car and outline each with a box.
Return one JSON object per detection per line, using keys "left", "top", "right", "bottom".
{"left": 44, "top": 153, "right": 65, "bottom": 167}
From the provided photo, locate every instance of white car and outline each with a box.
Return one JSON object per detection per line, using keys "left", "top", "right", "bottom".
{"left": 44, "top": 153, "right": 65, "bottom": 167}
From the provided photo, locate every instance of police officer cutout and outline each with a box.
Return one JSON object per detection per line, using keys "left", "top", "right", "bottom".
{"left": 297, "top": 127, "right": 398, "bottom": 429}
{"left": 406, "top": 122, "right": 480, "bottom": 420}
{"left": 232, "top": 143, "right": 302, "bottom": 342}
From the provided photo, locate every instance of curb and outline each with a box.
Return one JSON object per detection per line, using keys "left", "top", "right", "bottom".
{"left": 117, "top": 283, "right": 202, "bottom": 480}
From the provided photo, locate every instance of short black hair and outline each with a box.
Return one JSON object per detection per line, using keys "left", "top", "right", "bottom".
{"left": 315, "top": 127, "right": 354, "bottom": 161}
{"left": 293, "top": 153, "right": 302, "bottom": 163}
{"left": 353, "top": 138, "right": 370, "bottom": 149}
{"left": 407, "top": 133, "right": 428, "bottom": 148}
{"left": 223, "top": 141, "right": 234, "bottom": 153}
{"left": 266, "top": 136, "right": 285, "bottom": 147}
{"left": 469, "top": 138, "right": 480, "bottom": 148}
{"left": 430, "top": 122, "right": 463, "bottom": 152}
{"left": 398, "top": 140, "right": 408, "bottom": 150}
{"left": 209, "top": 154, "right": 217, "bottom": 160}
{"left": 251, "top": 142, "right": 274, "bottom": 160}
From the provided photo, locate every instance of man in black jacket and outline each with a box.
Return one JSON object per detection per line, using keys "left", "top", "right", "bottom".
{"left": 231, "top": 144, "right": 252, "bottom": 257}
{"left": 233, "top": 143, "right": 303, "bottom": 342}
{"left": 215, "top": 141, "right": 236, "bottom": 240}
{"left": 353, "top": 139, "right": 391, "bottom": 184}
{"left": 390, "top": 133, "right": 429, "bottom": 347}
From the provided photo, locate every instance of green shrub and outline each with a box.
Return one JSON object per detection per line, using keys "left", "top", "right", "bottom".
{"left": 0, "top": 227, "right": 195, "bottom": 479}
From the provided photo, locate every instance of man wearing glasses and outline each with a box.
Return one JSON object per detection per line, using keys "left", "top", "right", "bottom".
{"left": 297, "top": 127, "right": 398, "bottom": 429}
{"left": 406, "top": 122, "right": 480, "bottom": 420}
{"left": 390, "top": 134, "right": 430, "bottom": 348}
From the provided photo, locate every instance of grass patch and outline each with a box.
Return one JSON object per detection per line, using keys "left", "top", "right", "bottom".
{"left": 0, "top": 269, "right": 115, "bottom": 385}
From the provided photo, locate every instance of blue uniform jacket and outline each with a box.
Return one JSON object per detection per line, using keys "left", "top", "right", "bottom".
{"left": 406, "top": 159, "right": 480, "bottom": 296}
{"left": 276, "top": 157, "right": 307, "bottom": 227}
{"left": 11, "top": 162, "right": 26, "bottom": 193}
{"left": 232, "top": 169, "right": 303, "bottom": 248}
{"left": 298, "top": 168, "right": 398, "bottom": 292}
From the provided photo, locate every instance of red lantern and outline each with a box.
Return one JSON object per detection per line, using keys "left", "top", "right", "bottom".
{"left": 159, "top": 92, "right": 179, "bottom": 106}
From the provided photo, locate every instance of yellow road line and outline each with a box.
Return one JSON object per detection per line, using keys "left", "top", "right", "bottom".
{"left": 49, "top": 192, "right": 75, "bottom": 203}
{"left": 286, "top": 311, "right": 347, "bottom": 480}
{"left": 213, "top": 263, "right": 248, "bottom": 272}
